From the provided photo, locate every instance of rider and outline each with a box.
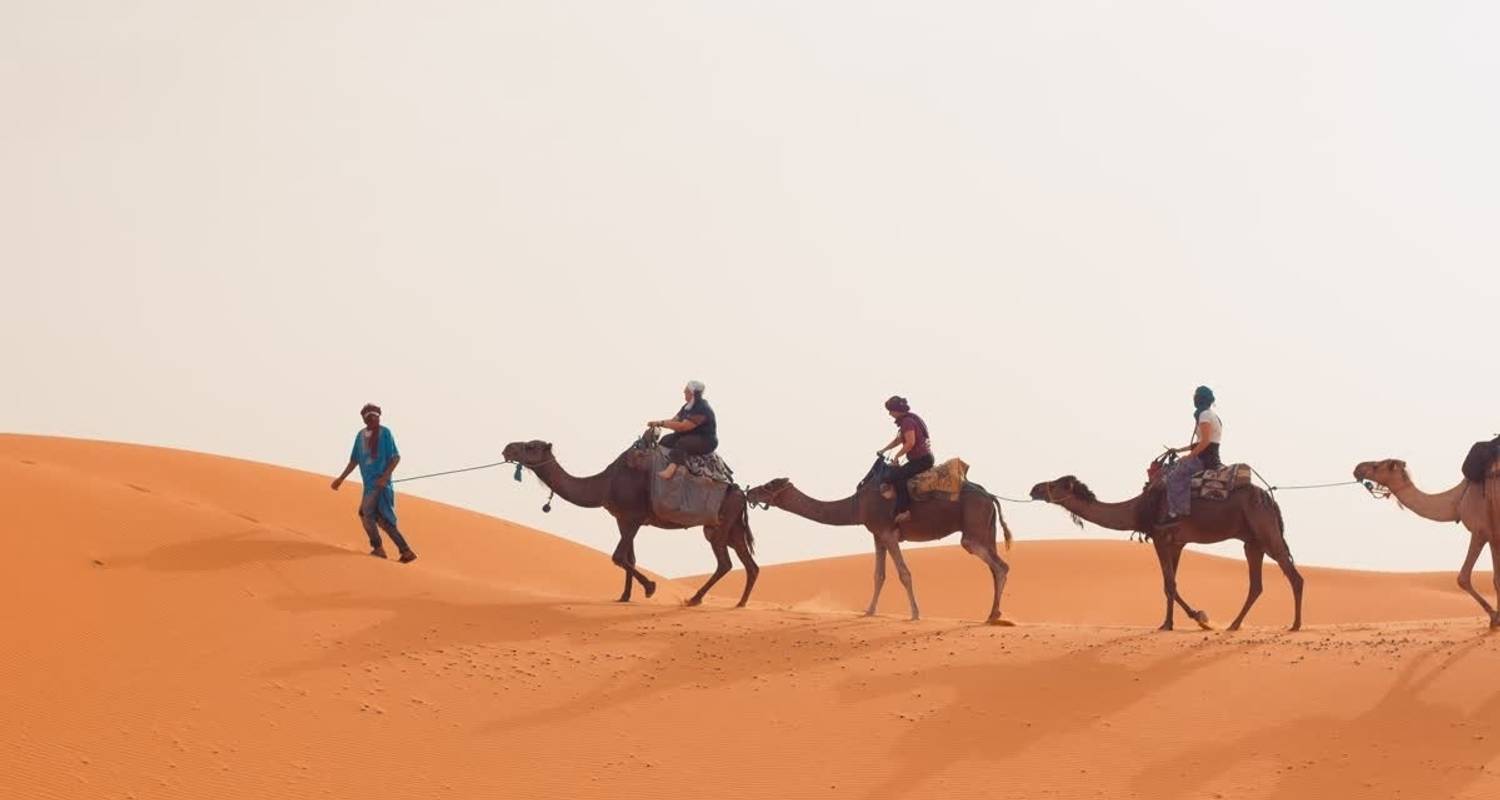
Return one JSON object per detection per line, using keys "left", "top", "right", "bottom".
{"left": 1160, "top": 385, "right": 1223, "bottom": 522}
{"left": 878, "top": 395, "right": 934, "bottom": 524}
{"left": 648, "top": 380, "right": 718, "bottom": 480}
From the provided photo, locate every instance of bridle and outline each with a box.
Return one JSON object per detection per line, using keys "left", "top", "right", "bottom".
{"left": 747, "top": 480, "right": 792, "bottom": 510}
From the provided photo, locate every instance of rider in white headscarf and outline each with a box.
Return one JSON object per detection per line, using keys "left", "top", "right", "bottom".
{"left": 648, "top": 380, "right": 718, "bottom": 480}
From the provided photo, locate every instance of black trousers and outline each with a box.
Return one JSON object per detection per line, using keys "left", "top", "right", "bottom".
{"left": 887, "top": 454, "right": 935, "bottom": 513}
{"left": 662, "top": 432, "right": 718, "bottom": 465}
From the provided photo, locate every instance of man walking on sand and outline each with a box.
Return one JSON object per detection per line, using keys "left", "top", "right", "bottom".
{"left": 332, "top": 403, "right": 417, "bottom": 563}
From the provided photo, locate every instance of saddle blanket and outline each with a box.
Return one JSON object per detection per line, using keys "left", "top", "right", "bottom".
{"left": 909, "top": 458, "right": 970, "bottom": 501}
{"left": 1191, "top": 463, "right": 1252, "bottom": 501}
{"left": 648, "top": 448, "right": 732, "bottom": 527}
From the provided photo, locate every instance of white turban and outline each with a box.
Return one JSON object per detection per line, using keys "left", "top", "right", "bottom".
{"left": 686, "top": 380, "right": 706, "bottom": 395}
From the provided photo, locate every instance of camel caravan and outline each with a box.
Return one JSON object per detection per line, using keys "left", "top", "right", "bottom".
{"left": 496, "top": 381, "right": 1500, "bottom": 632}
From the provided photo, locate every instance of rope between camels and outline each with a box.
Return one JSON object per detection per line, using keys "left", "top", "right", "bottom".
{"left": 1267, "top": 480, "right": 1364, "bottom": 491}
{"left": 1250, "top": 466, "right": 1367, "bottom": 494}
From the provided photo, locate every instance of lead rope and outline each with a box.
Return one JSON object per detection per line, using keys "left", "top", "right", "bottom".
{"left": 1250, "top": 467, "right": 1387, "bottom": 498}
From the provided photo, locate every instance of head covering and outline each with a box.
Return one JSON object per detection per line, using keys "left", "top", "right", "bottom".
{"left": 359, "top": 403, "right": 382, "bottom": 456}
{"left": 1193, "top": 386, "right": 1215, "bottom": 420}
{"left": 885, "top": 395, "right": 910, "bottom": 414}
{"left": 685, "top": 380, "right": 705, "bottom": 395}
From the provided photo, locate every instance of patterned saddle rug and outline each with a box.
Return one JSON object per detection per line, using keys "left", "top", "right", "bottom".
{"left": 1191, "top": 463, "right": 1253, "bottom": 501}
{"left": 910, "top": 458, "right": 970, "bottom": 501}
{"left": 875, "top": 457, "right": 971, "bottom": 502}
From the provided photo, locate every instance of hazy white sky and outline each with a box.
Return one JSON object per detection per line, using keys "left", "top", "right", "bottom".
{"left": 4, "top": 2, "right": 1497, "bottom": 577}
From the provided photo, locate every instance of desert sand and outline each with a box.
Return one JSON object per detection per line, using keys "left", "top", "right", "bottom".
{"left": 5, "top": 434, "right": 1500, "bottom": 800}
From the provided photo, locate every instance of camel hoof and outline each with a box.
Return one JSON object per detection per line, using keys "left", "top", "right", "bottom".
{"left": 1288, "top": 624, "right": 1302, "bottom": 632}
{"left": 735, "top": 601, "right": 748, "bottom": 608}
{"left": 643, "top": 581, "right": 658, "bottom": 599}
{"left": 1158, "top": 623, "right": 1174, "bottom": 632}
{"left": 986, "top": 617, "right": 1017, "bottom": 627}
{"left": 863, "top": 610, "right": 877, "bottom": 618}
{"left": 683, "top": 596, "right": 703, "bottom": 607}
{"left": 615, "top": 597, "right": 632, "bottom": 603}
{"left": 1192, "top": 611, "right": 1214, "bottom": 631}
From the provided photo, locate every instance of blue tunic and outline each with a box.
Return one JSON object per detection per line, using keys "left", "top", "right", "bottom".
{"left": 352, "top": 426, "right": 400, "bottom": 525}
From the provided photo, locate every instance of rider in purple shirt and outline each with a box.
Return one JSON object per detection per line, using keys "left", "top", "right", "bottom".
{"left": 877, "top": 395, "right": 934, "bottom": 525}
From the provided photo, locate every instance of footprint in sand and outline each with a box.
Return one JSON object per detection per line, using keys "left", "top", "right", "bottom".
{"left": 235, "top": 513, "right": 261, "bottom": 523}
{"left": 125, "top": 483, "right": 152, "bottom": 494}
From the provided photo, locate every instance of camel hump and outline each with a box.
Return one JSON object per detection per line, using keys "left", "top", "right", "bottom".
{"left": 1462, "top": 438, "right": 1500, "bottom": 484}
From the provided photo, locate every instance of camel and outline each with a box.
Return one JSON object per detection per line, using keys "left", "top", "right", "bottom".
{"left": 501, "top": 436, "right": 759, "bottom": 607}
{"left": 1028, "top": 475, "right": 1303, "bottom": 631}
{"left": 746, "top": 460, "right": 1014, "bottom": 624}
{"left": 1353, "top": 458, "right": 1500, "bottom": 627}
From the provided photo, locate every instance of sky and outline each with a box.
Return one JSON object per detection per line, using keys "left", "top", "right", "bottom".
{"left": 4, "top": 1, "right": 1497, "bottom": 577}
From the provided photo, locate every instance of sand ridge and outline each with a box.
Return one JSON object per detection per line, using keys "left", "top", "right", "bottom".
{"left": 4, "top": 434, "right": 1500, "bottom": 800}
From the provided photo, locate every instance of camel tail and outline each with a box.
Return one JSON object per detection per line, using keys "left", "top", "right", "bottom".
{"left": 992, "top": 494, "right": 1014, "bottom": 551}
{"left": 1259, "top": 487, "right": 1287, "bottom": 538}
{"left": 741, "top": 501, "right": 757, "bottom": 556}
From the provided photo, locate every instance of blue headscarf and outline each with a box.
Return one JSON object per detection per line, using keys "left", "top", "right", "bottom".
{"left": 1193, "top": 386, "right": 1215, "bottom": 420}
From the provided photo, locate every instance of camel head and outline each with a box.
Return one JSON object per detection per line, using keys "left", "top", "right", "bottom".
{"left": 502, "top": 440, "right": 555, "bottom": 467}
{"left": 746, "top": 478, "right": 793, "bottom": 506}
{"left": 1353, "top": 459, "right": 1408, "bottom": 491}
{"left": 1030, "top": 476, "right": 1095, "bottom": 529}
{"left": 1029, "top": 475, "right": 1097, "bottom": 505}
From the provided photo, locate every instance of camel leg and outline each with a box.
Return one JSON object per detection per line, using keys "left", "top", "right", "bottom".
{"left": 1454, "top": 531, "right": 1495, "bottom": 623}
{"left": 1168, "top": 546, "right": 1211, "bottom": 629}
{"left": 1270, "top": 551, "right": 1304, "bottom": 632}
{"left": 1154, "top": 538, "right": 1179, "bottom": 631}
{"left": 865, "top": 539, "right": 888, "bottom": 617}
{"left": 884, "top": 535, "right": 921, "bottom": 621}
{"left": 962, "top": 537, "right": 1011, "bottom": 625}
{"left": 1486, "top": 536, "right": 1500, "bottom": 628}
{"left": 1227, "top": 542, "right": 1265, "bottom": 631}
{"left": 611, "top": 520, "right": 656, "bottom": 601}
{"left": 686, "top": 535, "right": 732, "bottom": 607}
{"left": 730, "top": 524, "right": 759, "bottom": 608}
{"left": 1250, "top": 500, "right": 1304, "bottom": 631}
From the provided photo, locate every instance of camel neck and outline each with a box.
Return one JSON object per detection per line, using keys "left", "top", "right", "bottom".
{"left": 773, "top": 485, "right": 862, "bottom": 526}
{"left": 1060, "top": 493, "right": 1144, "bottom": 532}
{"left": 531, "top": 457, "right": 613, "bottom": 508}
{"left": 1390, "top": 475, "right": 1467, "bottom": 523}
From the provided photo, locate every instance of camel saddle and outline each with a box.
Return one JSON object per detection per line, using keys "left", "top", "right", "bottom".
{"left": 645, "top": 447, "right": 733, "bottom": 527}
{"left": 909, "top": 458, "right": 970, "bottom": 501}
{"left": 1191, "top": 463, "right": 1253, "bottom": 501}
{"left": 876, "top": 456, "right": 972, "bottom": 498}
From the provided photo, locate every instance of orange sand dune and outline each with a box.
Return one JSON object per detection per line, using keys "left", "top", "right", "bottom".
{"left": 5, "top": 434, "right": 1500, "bottom": 800}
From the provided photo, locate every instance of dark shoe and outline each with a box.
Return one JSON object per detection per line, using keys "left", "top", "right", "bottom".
{"left": 370, "top": 547, "right": 388, "bottom": 559}
{"left": 398, "top": 550, "right": 418, "bottom": 564}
